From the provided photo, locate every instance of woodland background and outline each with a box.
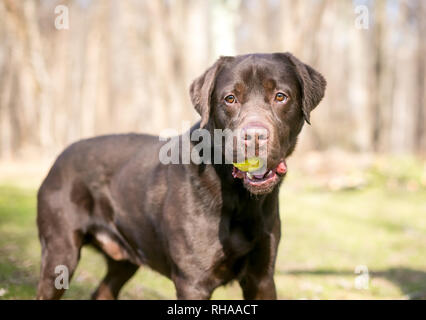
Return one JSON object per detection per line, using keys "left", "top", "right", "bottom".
{"left": 0, "top": 0, "right": 425, "bottom": 160}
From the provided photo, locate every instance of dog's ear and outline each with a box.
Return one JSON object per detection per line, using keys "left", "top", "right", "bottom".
{"left": 190, "top": 56, "right": 232, "bottom": 128}
{"left": 282, "top": 53, "right": 326, "bottom": 125}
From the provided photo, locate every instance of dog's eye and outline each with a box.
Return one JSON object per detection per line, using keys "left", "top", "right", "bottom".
{"left": 224, "top": 95, "right": 236, "bottom": 104}
{"left": 275, "top": 92, "right": 288, "bottom": 103}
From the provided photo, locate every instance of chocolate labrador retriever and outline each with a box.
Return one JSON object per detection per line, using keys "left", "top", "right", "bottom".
{"left": 36, "top": 52, "right": 326, "bottom": 300}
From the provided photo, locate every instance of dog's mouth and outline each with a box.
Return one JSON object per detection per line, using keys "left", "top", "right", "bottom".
{"left": 232, "top": 159, "right": 287, "bottom": 193}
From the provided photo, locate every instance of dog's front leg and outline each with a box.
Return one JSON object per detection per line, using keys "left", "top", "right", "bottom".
{"left": 239, "top": 274, "right": 277, "bottom": 300}
{"left": 173, "top": 276, "right": 213, "bottom": 300}
{"left": 239, "top": 227, "right": 280, "bottom": 300}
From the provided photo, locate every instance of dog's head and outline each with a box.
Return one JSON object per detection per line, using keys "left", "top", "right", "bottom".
{"left": 190, "top": 53, "right": 326, "bottom": 195}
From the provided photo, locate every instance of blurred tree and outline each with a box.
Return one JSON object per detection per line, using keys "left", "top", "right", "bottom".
{"left": 0, "top": 0, "right": 424, "bottom": 159}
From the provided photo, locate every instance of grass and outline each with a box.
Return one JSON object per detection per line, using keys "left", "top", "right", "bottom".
{"left": 0, "top": 156, "right": 425, "bottom": 299}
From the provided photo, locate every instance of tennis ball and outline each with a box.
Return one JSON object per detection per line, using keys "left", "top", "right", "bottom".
{"left": 233, "top": 157, "right": 264, "bottom": 172}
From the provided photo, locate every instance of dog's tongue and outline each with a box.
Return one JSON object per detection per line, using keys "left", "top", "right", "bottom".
{"left": 276, "top": 160, "right": 287, "bottom": 175}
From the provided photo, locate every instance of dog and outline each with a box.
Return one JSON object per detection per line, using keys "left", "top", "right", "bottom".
{"left": 36, "top": 52, "right": 326, "bottom": 300}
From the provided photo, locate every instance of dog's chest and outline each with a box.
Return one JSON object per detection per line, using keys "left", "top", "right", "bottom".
{"left": 214, "top": 200, "right": 266, "bottom": 269}
{"left": 210, "top": 218, "right": 263, "bottom": 282}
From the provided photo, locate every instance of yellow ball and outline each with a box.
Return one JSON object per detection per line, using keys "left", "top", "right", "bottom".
{"left": 233, "top": 158, "right": 264, "bottom": 172}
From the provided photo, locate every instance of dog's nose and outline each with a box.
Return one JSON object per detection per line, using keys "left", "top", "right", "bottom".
{"left": 242, "top": 126, "right": 269, "bottom": 143}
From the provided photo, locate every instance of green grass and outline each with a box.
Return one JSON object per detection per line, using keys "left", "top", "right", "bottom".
{"left": 0, "top": 157, "right": 425, "bottom": 299}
